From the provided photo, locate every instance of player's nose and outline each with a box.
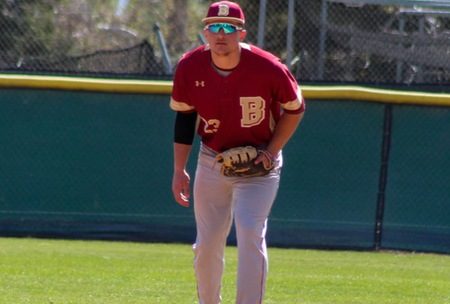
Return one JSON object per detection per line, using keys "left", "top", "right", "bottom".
{"left": 216, "top": 29, "right": 226, "bottom": 37}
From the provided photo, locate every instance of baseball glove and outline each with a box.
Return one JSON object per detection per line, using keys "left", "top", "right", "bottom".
{"left": 216, "top": 146, "right": 274, "bottom": 177}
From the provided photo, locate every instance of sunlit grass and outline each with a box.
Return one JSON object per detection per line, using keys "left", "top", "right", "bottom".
{"left": 0, "top": 238, "right": 449, "bottom": 304}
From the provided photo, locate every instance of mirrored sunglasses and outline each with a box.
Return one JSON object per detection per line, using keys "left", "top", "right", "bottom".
{"left": 205, "top": 23, "right": 243, "bottom": 34}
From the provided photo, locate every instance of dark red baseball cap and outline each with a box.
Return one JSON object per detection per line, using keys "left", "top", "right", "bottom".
{"left": 202, "top": 1, "right": 245, "bottom": 25}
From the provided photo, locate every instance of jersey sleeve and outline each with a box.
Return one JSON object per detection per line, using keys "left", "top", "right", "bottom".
{"left": 275, "top": 64, "right": 305, "bottom": 114}
{"left": 170, "top": 57, "right": 195, "bottom": 112}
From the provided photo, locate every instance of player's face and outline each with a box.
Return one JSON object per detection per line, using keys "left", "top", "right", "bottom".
{"left": 203, "top": 22, "right": 246, "bottom": 57}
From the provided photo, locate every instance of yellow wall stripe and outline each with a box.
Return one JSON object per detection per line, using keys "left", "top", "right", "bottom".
{"left": 303, "top": 85, "right": 450, "bottom": 107}
{"left": 0, "top": 74, "right": 173, "bottom": 94}
{"left": 1, "top": 74, "right": 449, "bottom": 107}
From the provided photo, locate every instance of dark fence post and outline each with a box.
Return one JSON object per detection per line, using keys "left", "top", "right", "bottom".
{"left": 374, "top": 104, "right": 393, "bottom": 250}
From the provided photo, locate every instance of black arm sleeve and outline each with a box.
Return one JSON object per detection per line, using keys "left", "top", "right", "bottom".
{"left": 174, "top": 111, "right": 197, "bottom": 145}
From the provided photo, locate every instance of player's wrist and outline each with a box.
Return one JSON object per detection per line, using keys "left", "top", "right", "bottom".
{"left": 173, "top": 167, "right": 187, "bottom": 174}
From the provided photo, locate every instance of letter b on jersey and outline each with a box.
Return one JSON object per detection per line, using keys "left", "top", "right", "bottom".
{"left": 240, "top": 97, "right": 265, "bottom": 128}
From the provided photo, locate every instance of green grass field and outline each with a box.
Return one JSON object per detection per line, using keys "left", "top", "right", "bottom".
{"left": 0, "top": 237, "right": 449, "bottom": 304}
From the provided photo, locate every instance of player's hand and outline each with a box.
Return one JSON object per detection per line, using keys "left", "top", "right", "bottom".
{"left": 254, "top": 150, "right": 275, "bottom": 170}
{"left": 172, "top": 169, "right": 191, "bottom": 207}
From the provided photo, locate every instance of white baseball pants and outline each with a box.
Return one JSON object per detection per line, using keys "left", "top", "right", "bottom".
{"left": 193, "top": 144, "right": 281, "bottom": 304}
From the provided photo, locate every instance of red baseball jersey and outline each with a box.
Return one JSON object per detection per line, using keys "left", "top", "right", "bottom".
{"left": 170, "top": 43, "right": 305, "bottom": 152}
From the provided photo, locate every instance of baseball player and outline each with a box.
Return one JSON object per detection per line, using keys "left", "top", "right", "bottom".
{"left": 170, "top": 1, "right": 305, "bottom": 303}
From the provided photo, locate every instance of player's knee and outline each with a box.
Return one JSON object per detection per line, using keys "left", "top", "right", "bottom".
{"left": 236, "top": 222, "right": 266, "bottom": 245}
{"left": 235, "top": 214, "right": 266, "bottom": 235}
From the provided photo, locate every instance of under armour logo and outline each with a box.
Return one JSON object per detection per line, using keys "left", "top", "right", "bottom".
{"left": 195, "top": 81, "right": 205, "bottom": 87}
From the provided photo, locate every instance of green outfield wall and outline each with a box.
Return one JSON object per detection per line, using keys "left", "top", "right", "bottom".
{"left": 0, "top": 77, "right": 449, "bottom": 253}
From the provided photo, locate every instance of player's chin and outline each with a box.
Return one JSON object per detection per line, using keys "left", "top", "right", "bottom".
{"left": 211, "top": 45, "right": 230, "bottom": 54}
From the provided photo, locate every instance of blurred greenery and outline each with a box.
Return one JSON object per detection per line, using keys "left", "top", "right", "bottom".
{"left": 1, "top": 1, "right": 449, "bottom": 83}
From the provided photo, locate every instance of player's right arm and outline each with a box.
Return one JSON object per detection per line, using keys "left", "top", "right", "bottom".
{"left": 173, "top": 142, "right": 192, "bottom": 207}
{"left": 172, "top": 111, "right": 197, "bottom": 207}
{"left": 170, "top": 52, "right": 199, "bottom": 207}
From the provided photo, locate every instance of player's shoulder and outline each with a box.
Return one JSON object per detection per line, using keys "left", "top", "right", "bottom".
{"left": 177, "top": 44, "right": 209, "bottom": 67}
{"left": 240, "top": 43, "right": 290, "bottom": 76}
{"left": 240, "top": 43, "right": 282, "bottom": 66}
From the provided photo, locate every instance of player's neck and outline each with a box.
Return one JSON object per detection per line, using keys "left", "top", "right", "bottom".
{"left": 212, "top": 62, "right": 234, "bottom": 77}
{"left": 210, "top": 46, "right": 241, "bottom": 71}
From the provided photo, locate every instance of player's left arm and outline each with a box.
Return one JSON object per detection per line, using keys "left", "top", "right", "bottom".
{"left": 256, "top": 62, "right": 305, "bottom": 166}
{"left": 254, "top": 110, "right": 303, "bottom": 167}
{"left": 266, "top": 110, "right": 304, "bottom": 152}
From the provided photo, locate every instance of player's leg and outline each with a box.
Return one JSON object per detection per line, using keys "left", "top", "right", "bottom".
{"left": 233, "top": 172, "right": 280, "bottom": 304}
{"left": 193, "top": 146, "right": 234, "bottom": 304}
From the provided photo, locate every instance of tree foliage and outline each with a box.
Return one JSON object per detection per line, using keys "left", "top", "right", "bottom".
{"left": 0, "top": 0, "right": 207, "bottom": 61}
{"left": 0, "top": 0, "right": 63, "bottom": 57}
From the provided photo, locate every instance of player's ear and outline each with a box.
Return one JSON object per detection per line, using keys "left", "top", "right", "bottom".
{"left": 239, "top": 29, "right": 247, "bottom": 41}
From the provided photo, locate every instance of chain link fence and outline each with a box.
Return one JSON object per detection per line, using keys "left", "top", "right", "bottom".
{"left": 1, "top": 0, "right": 450, "bottom": 253}
{"left": 1, "top": 0, "right": 449, "bottom": 85}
